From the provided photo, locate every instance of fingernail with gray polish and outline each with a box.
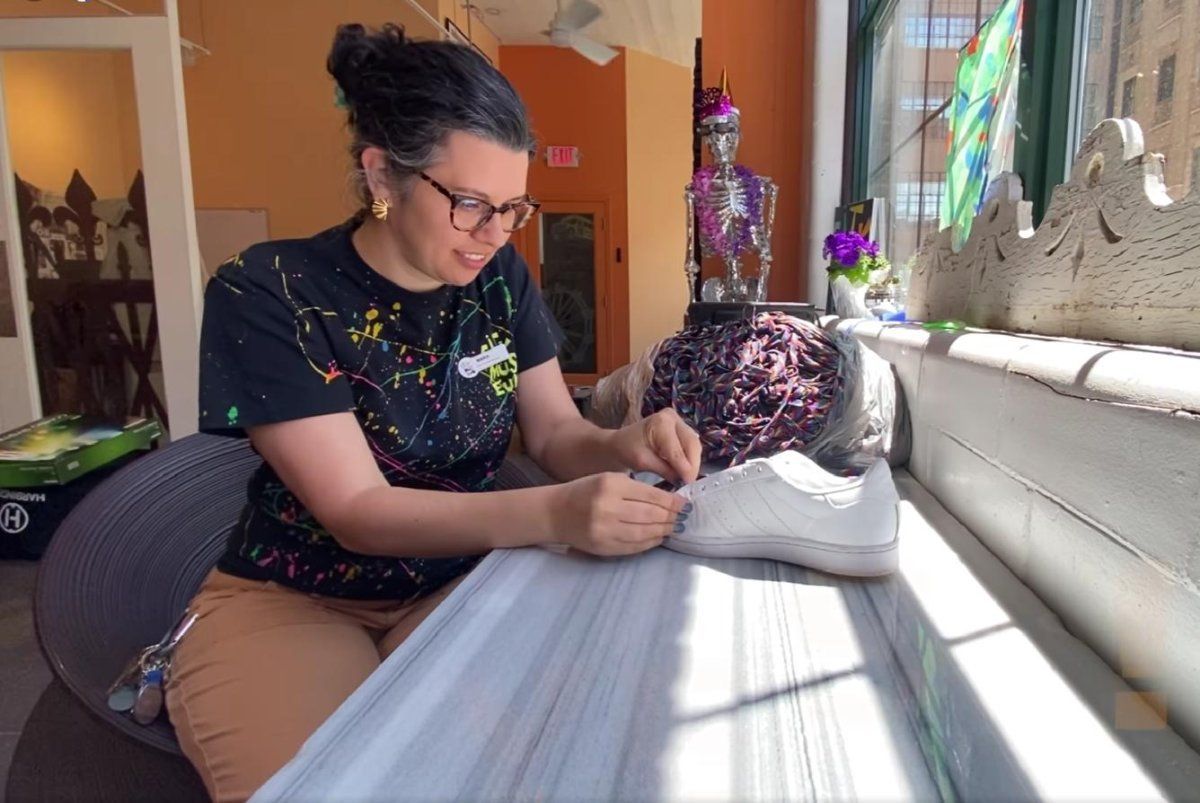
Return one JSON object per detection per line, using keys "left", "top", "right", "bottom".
{"left": 673, "top": 523, "right": 685, "bottom": 533}
{"left": 682, "top": 503, "right": 694, "bottom": 513}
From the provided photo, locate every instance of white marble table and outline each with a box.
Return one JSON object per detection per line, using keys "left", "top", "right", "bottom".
{"left": 254, "top": 473, "right": 1200, "bottom": 802}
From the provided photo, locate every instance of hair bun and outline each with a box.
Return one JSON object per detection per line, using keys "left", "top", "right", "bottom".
{"left": 327, "top": 23, "right": 407, "bottom": 107}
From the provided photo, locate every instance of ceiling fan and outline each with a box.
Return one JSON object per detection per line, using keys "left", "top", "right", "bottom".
{"left": 543, "top": 0, "right": 618, "bottom": 66}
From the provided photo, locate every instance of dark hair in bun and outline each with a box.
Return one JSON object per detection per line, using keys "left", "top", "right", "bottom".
{"left": 327, "top": 23, "right": 536, "bottom": 206}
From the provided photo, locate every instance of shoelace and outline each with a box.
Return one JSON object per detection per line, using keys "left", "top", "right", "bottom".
{"left": 641, "top": 312, "right": 843, "bottom": 467}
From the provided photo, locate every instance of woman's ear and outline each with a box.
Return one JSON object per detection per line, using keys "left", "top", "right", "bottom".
{"left": 360, "top": 147, "right": 392, "bottom": 201}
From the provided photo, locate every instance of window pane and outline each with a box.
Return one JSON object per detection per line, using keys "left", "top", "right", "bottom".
{"left": 538, "top": 213, "right": 596, "bottom": 375}
{"left": 1122, "top": 76, "right": 1138, "bottom": 117}
{"left": 868, "top": 128, "right": 924, "bottom": 266}
{"left": 865, "top": 0, "right": 1010, "bottom": 268}
{"left": 867, "top": 0, "right": 929, "bottom": 186}
{"left": 1076, "top": 0, "right": 1200, "bottom": 199}
{"left": 1157, "top": 54, "right": 1175, "bottom": 102}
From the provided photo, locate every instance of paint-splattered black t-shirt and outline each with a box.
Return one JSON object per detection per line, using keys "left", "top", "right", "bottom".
{"left": 198, "top": 220, "right": 561, "bottom": 600}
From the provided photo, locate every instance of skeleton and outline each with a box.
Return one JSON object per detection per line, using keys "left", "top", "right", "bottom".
{"left": 684, "top": 73, "right": 779, "bottom": 303}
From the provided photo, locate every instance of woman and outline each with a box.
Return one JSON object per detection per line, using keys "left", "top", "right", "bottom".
{"left": 168, "top": 23, "right": 701, "bottom": 802}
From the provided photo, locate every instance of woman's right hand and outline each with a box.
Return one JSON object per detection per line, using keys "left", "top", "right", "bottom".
{"left": 549, "top": 472, "right": 689, "bottom": 557}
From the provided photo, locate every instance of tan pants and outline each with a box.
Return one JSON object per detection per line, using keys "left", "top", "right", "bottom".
{"left": 165, "top": 568, "right": 470, "bottom": 802}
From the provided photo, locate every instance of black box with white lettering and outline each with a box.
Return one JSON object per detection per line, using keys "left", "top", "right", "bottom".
{"left": 0, "top": 450, "right": 144, "bottom": 560}
{"left": 0, "top": 415, "right": 162, "bottom": 560}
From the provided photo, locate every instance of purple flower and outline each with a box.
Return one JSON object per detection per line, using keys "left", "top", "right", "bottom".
{"left": 822, "top": 230, "right": 879, "bottom": 267}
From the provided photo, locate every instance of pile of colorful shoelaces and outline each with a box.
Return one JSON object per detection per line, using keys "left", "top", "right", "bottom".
{"left": 641, "top": 312, "right": 844, "bottom": 466}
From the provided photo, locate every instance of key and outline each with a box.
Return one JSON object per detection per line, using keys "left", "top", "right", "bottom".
{"left": 106, "top": 645, "right": 155, "bottom": 711}
{"left": 107, "top": 683, "right": 138, "bottom": 713}
{"left": 131, "top": 667, "right": 164, "bottom": 725}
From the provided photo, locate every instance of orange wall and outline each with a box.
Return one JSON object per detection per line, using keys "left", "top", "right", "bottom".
{"left": 625, "top": 48, "right": 692, "bottom": 357}
{"left": 702, "top": 0, "right": 814, "bottom": 301}
{"left": 501, "top": 45, "right": 630, "bottom": 368}
{"left": 3, "top": 50, "right": 142, "bottom": 199}
{"left": 177, "top": 0, "right": 441, "bottom": 240}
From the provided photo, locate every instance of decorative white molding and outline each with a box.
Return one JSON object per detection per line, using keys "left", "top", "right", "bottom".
{"left": 907, "top": 119, "right": 1200, "bottom": 352}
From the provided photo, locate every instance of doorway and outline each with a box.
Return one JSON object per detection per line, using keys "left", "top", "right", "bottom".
{"left": 0, "top": 10, "right": 202, "bottom": 436}
{"left": 515, "top": 199, "right": 614, "bottom": 385}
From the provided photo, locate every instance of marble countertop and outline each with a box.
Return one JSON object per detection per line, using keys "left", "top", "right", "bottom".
{"left": 253, "top": 472, "right": 1200, "bottom": 802}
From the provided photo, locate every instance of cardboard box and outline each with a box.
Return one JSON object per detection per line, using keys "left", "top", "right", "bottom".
{"left": 0, "top": 414, "right": 162, "bottom": 487}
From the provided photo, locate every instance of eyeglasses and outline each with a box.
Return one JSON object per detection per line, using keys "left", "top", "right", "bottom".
{"left": 418, "top": 172, "right": 540, "bottom": 233}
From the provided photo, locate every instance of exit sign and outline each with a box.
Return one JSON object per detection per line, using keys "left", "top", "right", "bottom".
{"left": 546, "top": 146, "right": 581, "bottom": 168}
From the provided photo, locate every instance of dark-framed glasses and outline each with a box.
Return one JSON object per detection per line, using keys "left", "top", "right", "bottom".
{"left": 418, "top": 172, "right": 540, "bottom": 233}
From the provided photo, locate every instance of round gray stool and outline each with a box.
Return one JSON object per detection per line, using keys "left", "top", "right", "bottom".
{"left": 33, "top": 434, "right": 554, "bottom": 755}
{"left": 35, "top": 433, "right": 260, "bottom": 754}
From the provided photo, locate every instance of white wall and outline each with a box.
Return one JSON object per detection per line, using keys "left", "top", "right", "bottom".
{"left": 805, "top": 0, "right": 848, "bottom": 308}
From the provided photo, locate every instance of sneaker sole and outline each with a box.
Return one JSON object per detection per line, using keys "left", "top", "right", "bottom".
{"left": 662, "top": 531, "right": 899, "bottom": 577}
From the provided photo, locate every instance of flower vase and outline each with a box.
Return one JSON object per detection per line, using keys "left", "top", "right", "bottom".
{"left": 830, "top": 275, "right": 870, "bottom": 319}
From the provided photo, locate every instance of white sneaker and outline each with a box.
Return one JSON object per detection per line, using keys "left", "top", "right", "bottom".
{"left": 666, "top": 451, "right": 900, "bottom": 577}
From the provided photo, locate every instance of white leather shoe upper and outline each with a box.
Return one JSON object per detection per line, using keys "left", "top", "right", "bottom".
{"left": 675, "top": 451, "right": 899, "bottom": 550}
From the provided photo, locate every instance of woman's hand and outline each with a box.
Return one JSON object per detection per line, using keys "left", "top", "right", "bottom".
{"left": 609, "top": 408, "right": 703, "bottom": 485}
{"left": 550, "top": 472, "right": 689, "bottom": 557}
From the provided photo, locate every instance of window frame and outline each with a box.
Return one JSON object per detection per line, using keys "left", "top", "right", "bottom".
{"left": 846, "top": 0, "right": 1083, "bottom": 229}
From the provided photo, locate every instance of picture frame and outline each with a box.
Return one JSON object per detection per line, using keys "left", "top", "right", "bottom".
{"left": 444, "top": 18, "right": 468, "bottom": 44}
{"left": 445, "top": 17, "right": 492, "bottom": 65}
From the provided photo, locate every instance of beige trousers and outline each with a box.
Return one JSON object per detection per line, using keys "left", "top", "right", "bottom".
{"left": 164, "top": 567, "right": 470, "bottom": 802}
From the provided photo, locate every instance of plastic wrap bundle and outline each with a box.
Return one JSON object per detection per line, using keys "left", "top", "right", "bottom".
{"left": 805, "top": 325, "right": 910, "bottom": 472}
{"left": 640, "top": 313, "right": 845, "bottom": 466}
{"left": 587, "top": 341, "right": 664, "bottom": 429}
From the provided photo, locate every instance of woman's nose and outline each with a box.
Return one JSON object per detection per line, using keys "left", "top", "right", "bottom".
{"left": 474, "top": 213, "right": 508, "bottom": 245}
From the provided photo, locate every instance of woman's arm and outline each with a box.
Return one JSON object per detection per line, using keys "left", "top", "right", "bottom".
{"left": 248, "top": 413, "right": 560, "bottom": 558}
{"left": 248, "top": 409, "right": 686, "bottom": 559}
{"left": 516, "top": 359, "right": 703, "bottom": 484}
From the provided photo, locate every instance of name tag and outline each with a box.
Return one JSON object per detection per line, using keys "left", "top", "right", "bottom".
{"left": 457, "top": 343, "right": 511, "bottom": 378}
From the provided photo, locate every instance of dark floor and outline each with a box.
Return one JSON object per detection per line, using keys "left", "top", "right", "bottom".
{"left": 0, "top": 561, "right": 52, "bottom": 803}
{"left": 0, "top": 561, "right": 207, "bottom": 803}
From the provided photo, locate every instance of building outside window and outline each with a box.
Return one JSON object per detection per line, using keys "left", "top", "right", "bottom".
{"left": 1083, "top": 82, "right": 1100, "bottom": 128}
{"left": 1122, "top": 76, "right": 1138, "bottom": 117}
{"left": 851, "top": 0, "right": 1200, "bottom": 278}
{"left": 905, "top": 15, "right": 980, "bottom": 48}
{"left": 863, "top": 0, "right": 1005, "bottom": 268}
{"left": 894, "top": 174, "right": 948, "bottom": 221}
{"left": 1077, "top": 0, "right": 1199, "bottom": 199}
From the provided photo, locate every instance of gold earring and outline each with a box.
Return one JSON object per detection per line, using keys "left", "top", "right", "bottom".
{"left": 370, "top": 197, "right": 391, "bottom": 221}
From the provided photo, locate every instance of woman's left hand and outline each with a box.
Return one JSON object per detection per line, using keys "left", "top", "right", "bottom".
{"left": 610, "top": 408, "right": 703, "bottom": 485}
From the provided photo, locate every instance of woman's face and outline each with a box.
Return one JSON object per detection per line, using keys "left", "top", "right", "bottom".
{"left": 374, "top": 131, "right": 531, "bottom": 290}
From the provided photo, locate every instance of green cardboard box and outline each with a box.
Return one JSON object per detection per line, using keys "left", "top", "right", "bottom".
{"left": 0, "top": 414, "right": 163, "bottom": 487}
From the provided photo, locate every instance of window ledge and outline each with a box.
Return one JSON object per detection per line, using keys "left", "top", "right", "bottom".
{"left": 832, "top": 315, "right": 1200, "bottom": 753}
